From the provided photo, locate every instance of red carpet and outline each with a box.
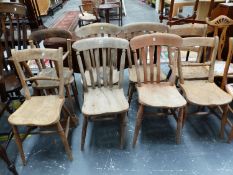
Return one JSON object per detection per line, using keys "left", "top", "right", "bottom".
{"left": 52, "top": 11, "right": 79, "bottom": 32}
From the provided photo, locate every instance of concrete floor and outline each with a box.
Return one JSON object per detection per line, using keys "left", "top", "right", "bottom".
{"left": 1, "top": 0, "right": 233, "bottom": 175}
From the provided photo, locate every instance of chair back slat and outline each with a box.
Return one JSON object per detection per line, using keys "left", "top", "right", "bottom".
{"left": 156, "top": 46, "right": 161, "bottom": 83}
{"left": 141, "top": 47, "right": 148, "bottom": 83}
{"left": 84, "top": 50, "right": 95, "bottom": 89}
{"left": 149, "top": 46, "right": 155, "bottom": 83}
{"left": 73, "top": 37, "right": 129, "bottom": 91}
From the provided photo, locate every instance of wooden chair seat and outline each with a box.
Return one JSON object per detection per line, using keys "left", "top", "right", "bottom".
{"left": 180, "top": 80, "right": 232, "bottom": 106}
{"left": 33, "top": 67, "right": 73, "bottom": 89}
{"left": 84, "top": 67, "right": 119, "bottom": 86}
{"left": 4, "top": 72, "right": 21, "bottom": 92}
{"left": 175, "top": 65, "right": 209, "bottom": 79}
{"left": 79, "top": 12, "right": 97, "bottom": 21}
{"left": 137, "top": 83, "right": 186, "bottom": 108}
{"left": 205, "top": 60, "right": 233, "bottom": 77}
{"left": 129, "top": 65, "right": 167, "bottom": 82}
{"left": 8, "top": 95, "right": 64, "bottom": 126}
{"left": 82, "top": 86, "right": 129, "bottom": 116}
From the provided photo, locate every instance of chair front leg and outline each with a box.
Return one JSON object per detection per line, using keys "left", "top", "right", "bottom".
{"left": 220, "top": 104, "right": 228, "bottom": 139}
{"left": 176, "top": 107, "right": 184, "bottom": 144}
{"left": 119, "top": 112, "right": 127, "bottom": 149}
{"left": 81, "top": 115, "right": 88, "bottom": 151}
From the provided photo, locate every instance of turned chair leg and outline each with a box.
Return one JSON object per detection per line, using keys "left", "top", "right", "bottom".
{"left": 56, "top": 122, "right": 73, "bottom": 161}
{"left": 220, "top": 104, "right": 228, "bottom": 139}
{"left": 176, "top": 107, "right": 184, "bottom": 144}
{"left": 81, "top": 116, "right": 88, "bottom": 151}
{"left": 12, "top": 125, "right": 26, "bottom": 166}
{"left": 132, "top": 104, "right": 144, "bottom": 148}
{"left": 119, "top": 112, "right": 127, "bottom": 149}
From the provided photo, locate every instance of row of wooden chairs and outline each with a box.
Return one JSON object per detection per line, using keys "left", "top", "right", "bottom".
{"left": 9, "top": 25, "right": 233, "bottom": 165}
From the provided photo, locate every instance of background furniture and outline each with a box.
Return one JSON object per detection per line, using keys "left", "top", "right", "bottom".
{"left": 72, "top": 37, "right": 129, "bottom": 150}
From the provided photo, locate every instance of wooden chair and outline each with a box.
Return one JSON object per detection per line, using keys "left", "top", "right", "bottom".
{"left": 105, "top": 0, "right": 123, "bottom": 26}
{"left": 168, "top": 23, "right": 209, "bottom": 79}
{"left": 130, "top": 33, "right": 187, "bottom": 146}
{"left": 177, "top": 36, "right": 232, "bottom": 139}
{"left": 8, "top": 48, "right": 73, "bottom": 165}
{"left": 206, "top": 15, "right": 233, "bottom": 78}
{"left": 120, "top": 22, "right": 168, "bottom": 104}
{"left": 78, "top": 0, "right": 100, "bottom": 27}
{"left": 72, "top": 37, "right": 129, "bottom": 150}
{"left": 75, "top": 23, "right": 122, "bottom": 87}
{"left": 29, "top": 28, "right": 79, "bottom": 122}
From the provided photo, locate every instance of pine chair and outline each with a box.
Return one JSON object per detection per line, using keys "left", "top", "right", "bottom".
{"left": 29, "top": 28, "right": 79, "bottom": 124}
{"left": 72, "top": 37, "right": 129, "bottom": 150}
{"left": 121, "top": 22, "right": 168, "bottom": 104}
{"left": 206, "top": 15, "right": 233, "bottom": 78}
{"left": 177, "top": 36, "right": 232, "bottom": 139}
{"left": 130, "top": 33, "right": 187, "bottom": 147}
{"left": 8, "top": 48, "right": 73, "bottom": 165}
{"left": 75, "top": 23, "right": 122, "bottom": 87}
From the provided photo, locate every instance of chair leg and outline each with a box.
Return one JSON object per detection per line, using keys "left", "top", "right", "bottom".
{"left": 81, "top": 116, "right": 88, "bottom": 151}
{"left": 128, "top": 82, "right": 135, "bottom": 105}
{"left": 119, "top": 112, "right": 127, "bottom": 149}
{"left": 220, "top": 104, "right": 228, "bottom": 139}
{"left": 176, "top": 107, "right": 184, "bottom": 144}
{"left": 132, "top": 104, "right": 144, "bottom": 148}
{"left": 182, "top": 105, "right": 187, "bottom": 128}
{"left": 227, "top": 127, "right": 233, "bottom": 143}
{"left": 56, "top": 122, "right": 73, "bottom": 161}
{"left": 12, "top": 125, "right": 26, "bottom": 165}
{"left": 71, "top": 82, "right": 80, "bottom": 110}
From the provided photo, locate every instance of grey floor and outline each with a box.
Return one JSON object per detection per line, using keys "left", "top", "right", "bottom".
{"left": 1, "top": 0, "right": 233, "bottom": 175}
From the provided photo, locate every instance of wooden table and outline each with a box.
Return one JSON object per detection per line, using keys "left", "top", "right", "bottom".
{"left": 97, "top": 3, "right": 120, "bottom": 23}
{"left": 163, "top": 0, "right": 225, "bottom": 21}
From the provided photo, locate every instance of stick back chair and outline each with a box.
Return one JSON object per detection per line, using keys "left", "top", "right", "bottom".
{"left": 121, "top": 22, "right": 168, "bottom": 104}
{"left": 130, "top": 33, "right": 187, "bottom": 146}
{"left": 29, "top": 28, "right": 79, "bottom": 123}
{"left": 178, "top": 36, "right": 232, "bottom": 140}
{"left": 72, "top": 37, "right": 129, "bottom": 150}
{"left": 8, "top": 48, "right": 73, "bottom": 165}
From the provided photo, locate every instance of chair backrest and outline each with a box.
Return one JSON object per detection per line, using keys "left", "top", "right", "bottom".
{"left": 206, "top": 15, "right": 233, "bottom": 61}
{"left": 0, "top": 2, "right": 29, "bottom": 70}
{"left": 79, "top": 1, "right": 97, "bottom": 15}
{"left": 29, "top": 28, "right": 73, "bottom": 70}
{"left": 11, "top": 48, "right": 64, "bottom": 100}
{"left": 76, "top": 23, "right": 122, "bottom": 38}
{"left": 72, "top": 37, "right": 129, "bottom": 92}
{"left": 221, "top": 37, "right": 233, "bottom": 89}
{"left": 130, "top": 33, "right": 182, "bottom": 86}
{"left": 178, "top": 36, "right": 219, "bottom": 84}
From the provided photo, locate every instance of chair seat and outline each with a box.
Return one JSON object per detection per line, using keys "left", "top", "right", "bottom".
{"left": 180, "top": 80, "right": 232, "bottom": 106}
{"left": 8, "top": 95, "right": 64, "bottom": 126}
{"left": 33, "top": 67, "right": 73, "bottom": 89}
{"left": 137, "top": 83, "right": 186, "bottom": 108}
{"left": 205, "top": 60, "right": 233, "bottom": 77}
{"left": 4, "top": 71, "right": 21, "bottom": 92}
{"left": 176, "top": 65, "right": 209, "bottom": 79}
{"left": 79, "top": 12, "right": 97, "bottom": 21}
{"left": 85, "top": 67, "right": 119, "bottom": 86}
{"left": 129, "top": 65, "right": 167, "bottom": 82}
{"left": 82, "top": 86, "right": 129, "bottom": 115}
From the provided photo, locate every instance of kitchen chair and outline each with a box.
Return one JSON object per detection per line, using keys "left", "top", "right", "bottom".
{"left": 78, "top": 0, "right": 100, "bottom": 27}
{"left": 206, "top": 15, "right": 233, "bottom": 78}
{"left": 72, "top": 37, "right": 129, "bottom": 150}
{"left": 8, "top": 48, "right": 73, "bottom": 165}
{"left": 121, "top": 22, "right": 168, "bottom": 104}
{"left": 29, "top": 28, "right": 79, "bottom": 124}
{"left": 76, "top": 23, "right": 122, "bottom": 86}
{"left": 130, "top": 33, "right": 187, "bottom": 146}
{"left": 178, "top": 36, "right": 232, "bottom": 139}
{"left": 105, "top": 0, "right": 123, "bottom": 26}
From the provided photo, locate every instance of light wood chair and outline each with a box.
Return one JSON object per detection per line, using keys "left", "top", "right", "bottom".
{"left": 178, "top": 36, "right": 232, "bottom": 139}
{"left": 168, "top": 23, "right": 209, "bottom": 80}
{"left": 29, "top": 28, "right": 79, "bottom": 124}
{"left": 206, "top": 15, "right": 233, "bottom": 78}
{"left": 121, "top": 22, "right": 168, "bottom": 104}
{"left": 130, "top": 33, "right": 187, "bottom": 146}
{"left": 72, "top": 37, "right": 129, "bottom": 150}
{"left": 75, "top": 23, "right": 122, "bottom": 86}
{"left": 8, "top": 48, "right": 73, "bottom": 165}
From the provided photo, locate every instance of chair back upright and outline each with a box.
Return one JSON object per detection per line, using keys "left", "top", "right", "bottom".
{"left": 72, "top": 37, "right": 129, "bottom": 92}
{"left": 11, "top": 48, "right": 64, "bottom": 99}
{"left": 130, "top": 33, "right": 182, "bottom": 86}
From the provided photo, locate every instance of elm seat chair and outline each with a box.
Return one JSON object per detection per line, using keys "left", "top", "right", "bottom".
{"left": 8, "top": 48, "right": 73, "bottom": 165}
{"left": 177, "top": 36, "right": 232, "bottom": 139}
{"left": 206, "top": 15, "right": 233, "bottom": 78}
{"left": 75, "top": 23, "right": 122, "bottom": 86}
{"left": 29, "top": 28, "right": 79, "bottom": 124}
{"left": 72, "top": 37, "right": 129, "bottom": 150}
{"left": 130, "top": 33, "right": 187, "bottom": 146}
{"left": 168, "top": 23, "right": 209, "bottom": 80}
{"left": 120, "top": 22, "right": 169, "bottom": 104}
